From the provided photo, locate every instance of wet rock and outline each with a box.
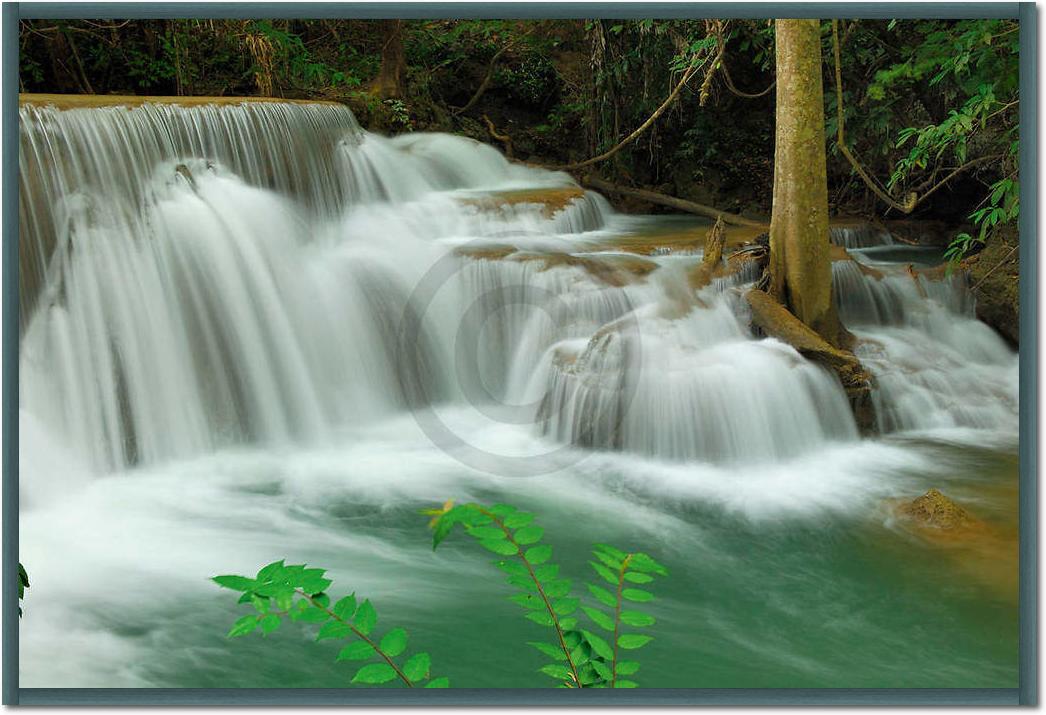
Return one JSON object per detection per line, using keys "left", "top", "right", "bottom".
{"left": 964, "top": 234, "right": 1019, "bottom": 346}
{"left": 744, "top": 288, "right": 876, "bottom": 433}
{"left": 898, "top": 488, "right": 974, "bottom": 530}
{"left": 460, "top": 187, "right": 585, "bottom": 218}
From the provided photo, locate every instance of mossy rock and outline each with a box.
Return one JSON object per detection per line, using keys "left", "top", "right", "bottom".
{"left": 898, "top": 488, "right": 974, "bottom": 530}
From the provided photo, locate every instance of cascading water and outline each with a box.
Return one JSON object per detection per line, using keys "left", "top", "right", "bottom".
{"left": 18, "top": 99, "right": 1019, "bottom": 689}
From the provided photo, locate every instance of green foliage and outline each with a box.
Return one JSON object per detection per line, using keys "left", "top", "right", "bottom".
{"left": 213, "top": 560, "right": 445, "bottom": 688}
{"left": 428, "top": 501, "right": 668, "bottom": 687}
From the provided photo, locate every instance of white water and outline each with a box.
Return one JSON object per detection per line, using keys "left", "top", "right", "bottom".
{"left": 18, "top": 100, "right": 1019, "bottom": 688}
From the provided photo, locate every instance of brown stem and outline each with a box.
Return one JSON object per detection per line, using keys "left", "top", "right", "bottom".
{"left": 297, "top": 590, "right": 414, "bottom": 687}
{"left": 478, "top": 507, "right": 582, "bottom": 688}
{"left": 610, "top": 554, "right": 632, "bottom": 688}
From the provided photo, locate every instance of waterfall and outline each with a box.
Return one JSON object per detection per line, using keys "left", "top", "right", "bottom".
{"left": 18, "top": 98, "right": 1018, "bottom": 489}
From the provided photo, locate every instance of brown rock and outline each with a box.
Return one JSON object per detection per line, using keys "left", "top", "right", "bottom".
{"left": 899, "top": 488, "right": 973, "bottom": 530}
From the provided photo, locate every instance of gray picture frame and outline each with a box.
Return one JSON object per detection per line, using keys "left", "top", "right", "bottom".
{"left": 3, "top": 1, "right": 1037, "bottom": 705}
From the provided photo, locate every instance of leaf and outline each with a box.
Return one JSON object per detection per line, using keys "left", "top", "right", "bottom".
{"left": 528, "top": 641, "right": 567, "bottom": 661}
{"left": 380, "top": 627, "right": 408, "bottom": 657}
{"left": 403, "top": 652, "right": 431, "bottom": 682}
{"left": 621, "top": 588, "right": 653, "bottom": 603}
{"left": 510, "top": 593, "right": 545, "bottom": 610}
{"left": 354, "top": 600, "right": 377, "bottom": 635}
{"left": 525, "top": 545, "right": 552, "bottom": 565}
{"left": 628, "top": 553, "right": 667, "bottom": 575}
{"left": 514, "top": 526, "right": 544, "bottom": 545}
{"left": 489, "top": 503, "right": 517, "bottom": 517}
{"left": 259, "top": 613, "right": 281, "bottom": 635}
{"left": 553, "top": 597, "right": 579, "bottom": 615}
{"left": 593, "top": 543, "right": 628, "bottom": 561}
{"left": 506, "top": 575, "right": 538, "bottom": 592}
{"left": 582, "top": 630, "right": 614, "bottom": 660}
{"left": 425, "top": 677, "right": 450, "bottom": 688}
{"left": 317, "top": 621, "right": 352, "bottom": 641}
{"left": 615, "top": 680, "right": 638, "bottom": 688}
{"left": 617, "top": 634, "right": 653, "bottom": 650}
{"left": 503, "top": 512, "right": 534, "bottom": 529}
{"left": 333, "top": 594, "right": 358, "bottom": 620}
{"left": 213, "top": 575, "right": 256, "bottom": 592}
{"left": 587, "top": 583, "right": 618, "bottom": 608}
{"left": 337, "top": 641, "right": 375, "bottom": 661}
{"left": 623, "top": 571, "right": 653, "bottom": 584}
{"left": 296, "top": 604, "right": 330, "bottom": 623}
{"left": 620, "top": 610, "right": 656, "bottom": 627}
{"left": 479, "top": 539, "right": 518, "bottom": 556}
{"left": 589, "top": 561, "right": 618, "bottom": 584}
{"left": 617, "top": 660, "right": 640, "bottom": 675}
{"left": 256, "top": 560, "right": 286, "bottom": 582}
{"left": 581, "top": 605, "right": 615, "bottom": 631}
{"left": 569, "top": 641, "right": 590, "bottom": 666}
{"left": 352, "top": 662, "right": 398, "bottom": 684}
{"left": 593, "top": 550, "right": 622, "bottom": 570}
{"left": 250, "top": 594, "right": 269, "bottom": 613}
{"left": 525, "top": 611, "right": 554, "bottom": 627}
{"left": 495, "top": 560, "right": 528, "bottom": 577}
{"left": 534, "top": 564, "right": 560, "bottom": 582}
{"left": 544, "top": 579, "right": 572, "bottom": 598}
{"left": 539, "top": 664, "right": 572, "bottom": 681}
{"left": 560, "top": 617, "right": 579, "bottom": 631}
{"left": 591, "top": 659, "right": 613, "bottom": 681}
{"left": 227, "top": 615, "right": 258, "bottom": 637}
{"left": 466, "top": 526, "right": 507, "bottom": 540}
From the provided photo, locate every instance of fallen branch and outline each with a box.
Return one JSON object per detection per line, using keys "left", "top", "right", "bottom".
{"left": 583, "top": 177, "right": 765, "bottom": 228}
{"left": 482, "top": 114, "right": 513, "bottom": 158}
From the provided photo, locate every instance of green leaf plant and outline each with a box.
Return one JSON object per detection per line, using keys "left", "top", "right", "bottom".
{"left": 427, "top": 500, "right": 668, "bottom": 688}
{"left": 214, "top": 500, "right": 668, "bottom": 688}
{"left": 212, "top": 560, "right": 448, "bottom": 687}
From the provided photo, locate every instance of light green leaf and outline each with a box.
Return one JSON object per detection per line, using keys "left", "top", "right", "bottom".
{"left": 495, "top": 560, "right": 528, "bottom": 577}
{"left": 466, "top": 526, "right": 506, "bottom": 540}
{"left": 593, "top": 543, "right": 628, "bottom": 561}
{"left": 622, "top": 588, "right": 653, "bottom": 603}
{"left": 479, "top": 539, "right": 518, "bottom": 556}
{"left": 617, "top": 634, "right": 653, "bottom": 650}
{"left": 336, "top": 641, "right": 375, "bottom": 661}
{"left": 582, "top": 629, "right": 614, "bottom": 660}
{"left": 227, "top": 615, "right": 258, "bottom": 637}
{"left": 333, "top": 594, "right": 358, "bottom": 620}
{"left": 581, "top": 605, "right": 615, "bottom": 631}
{"left": 589, "top": 561, "right": 618, "bottom": 584}
{"left": 317, "top": 621, "right": 352, "bottom": 641}
{"left": 525, "top": 611, "right": 554, "bottom": 627}
{"left": 553, "top": 597, "right": 579, "bottom": 615}
{"left": 425, "top": 676, "right": 450, "bottom": 688}
{"left": 351, "top": 662, "right": 398, "bottom": 684}
{"left": 534, "top": 564, "right": 560, "bottom": 582}
{"left": 528, "top": 641, "right": 567, "bottom": 661}
{"left": 503, "top": 512, "right": 535, "bottom": 529}
{"left": 544, "top": 579, "right": 572, "bottom": 598}
{"left": 510, "top": 593, "right": 545, "bottom": 610}
{"left": 380, "top": 627, "right": 408, "bottom": 657}
{"left": 403, "top": 652, "right": 431, "bottom": 682}
{"left": 213, "top": 575, "right": 256, "bottom": 592}
{"left": 615, "top": 679, "right": 638, "bottom": 688}
{"left": 623, "top": 571, "right": 653, "bottom": 584}
{"left": 620, "top": 610, "right": 655, "bottom": 627}
{"left": 514, "top": 526, "right": 544, "bottom": 545}
{"left": 256, "top": 560, "right": 286, "bottom": 582}
{"left": 506, "top": 575, "right": 538, "bottom": 592}
{"left": 354, "top": 599, "right": 377, "bottom": 636}
{"left": 617, "top": 660, "right": 640, "bottom": 675}
{"left": 560, "top": 617, "right": 578, "bottom": 630}
{"left": 525, "top": 545, "right": 552, "bottom": 565}
{"left": 587, "top": 583, "right": 617, "bottom": 608}
{"left": 259, "top": 613, "right": 280, "bottom": 635}
{"left": 539, "top": 664, "right": 572, "bottom": 681}
{"left": 593, "top": 550, "right": 622, "bottom": 570}
{"left": 489, "top": 504, "right": 517, "bottom": 517}
{"left": 628, "top": 553, "right": 667, "bottom": 575}
{"left": 250, "top": 594, "right": 269, "bottom": 613}
{"left": 591, "top": 659, "right": 613, "bottom": 681}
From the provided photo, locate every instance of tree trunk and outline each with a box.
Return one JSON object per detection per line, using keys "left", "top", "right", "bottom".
{"left": 371, "top": 20, "right": 406, "bottom": 99}
{"left": 768, "top": 20, "right": 840, "bottom": 346}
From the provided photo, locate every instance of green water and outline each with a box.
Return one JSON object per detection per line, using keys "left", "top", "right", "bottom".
{"left": 62, "top": 435, "right": 1015, "bottom": 690}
